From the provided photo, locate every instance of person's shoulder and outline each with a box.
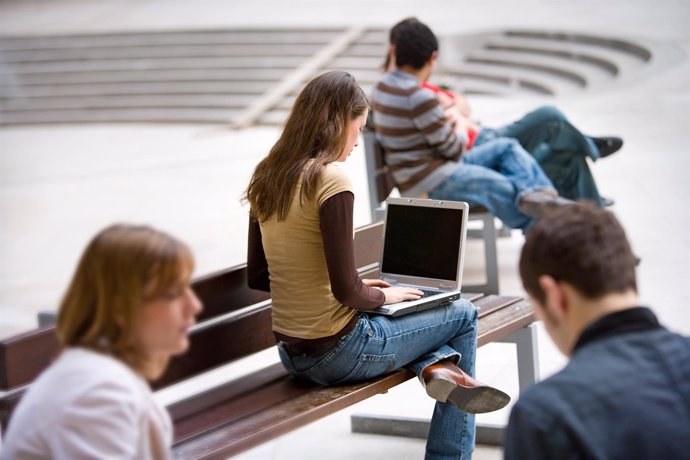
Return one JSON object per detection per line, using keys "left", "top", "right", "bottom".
{"left": 321, "top": 163, "right": 352, "bottom": 188}
{"left": 3, "top": 348, "right": 148, "bottom": 451}
{"left": 317, "top": 164, "right": 353, "bottom": 205}
{"left": 375, "top": 71, "right": 422, "bottom": 95}
{"left": 46, "top": 348, "right": 148, "bottom": 401}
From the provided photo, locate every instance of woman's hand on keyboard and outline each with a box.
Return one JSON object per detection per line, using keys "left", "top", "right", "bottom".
{"left": 380, "top": 287, "right": 424, "bottom": 304}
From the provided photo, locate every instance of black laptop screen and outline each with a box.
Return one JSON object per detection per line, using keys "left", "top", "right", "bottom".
{"left": 381, "top": 203, "right": 463, "bottom": 281}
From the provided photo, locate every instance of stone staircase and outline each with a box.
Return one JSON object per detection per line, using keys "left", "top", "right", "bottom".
{"left": 0, "top": 27, "right": 665, "bottom": 126}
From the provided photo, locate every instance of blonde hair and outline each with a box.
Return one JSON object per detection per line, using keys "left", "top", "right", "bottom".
{"left": 56, "top": 223, "right": 194, "bottom": 380}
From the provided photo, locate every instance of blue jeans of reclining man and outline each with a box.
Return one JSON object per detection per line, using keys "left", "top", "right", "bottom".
{"left": 429, "top": 137, "right": 554, "bottom": 232}
{"left": 475, "top": 105, "right": 604, "bottom": 206}
{"left": 278, "top": 299, "right": 478, "bottom": 460}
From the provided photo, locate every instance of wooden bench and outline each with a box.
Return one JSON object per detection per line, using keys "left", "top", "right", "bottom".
{"left": 362, "top": 129, "right": 500, "bottom": 295}
{"left": 1, "top": 222, "right": 537, "bottom": 457}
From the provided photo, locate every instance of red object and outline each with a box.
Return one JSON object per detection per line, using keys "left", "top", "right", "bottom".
{"left": 422, "top": 82, "right": 477, "bottom": 149}
{"left": 421, "top": 81, "right": 456, "bottom": 101}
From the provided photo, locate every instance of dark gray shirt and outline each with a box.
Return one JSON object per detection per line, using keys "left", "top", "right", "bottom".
{"left": 505, "top": 307, "right": 690, "bottom": 460}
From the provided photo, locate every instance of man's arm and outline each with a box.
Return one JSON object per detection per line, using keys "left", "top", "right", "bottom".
{"left": 411, "top": 90, "right": 467, "bottom": 161}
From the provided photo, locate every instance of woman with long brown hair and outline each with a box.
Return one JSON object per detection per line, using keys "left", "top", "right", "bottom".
{"left": 245, "top": 70, "right": 509, "bottom": 459}
{"left": 1, "top": 224, "right": 202, "bottom": 460}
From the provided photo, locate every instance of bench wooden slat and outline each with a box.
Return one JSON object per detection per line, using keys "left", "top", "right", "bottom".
{"left": 352, "top": 221, "right": 385, "bottom": 268}
{"left": 476, "top": 295, "right": 521, "bottom": 318}
{"left": 173, "top": 363, "right": 302, "bottom": 443}
{"left": 155, "top": 306, "right": 275, "bottom": 389}
{"left": 477, "top": 298, "right": 534, "bottom": 346}
{"left": 172, "top": 367, "right": 413, "bottom": 459}
{"left": 192, "top": 264, "right": 270, "bottom": 323}
{"left": 0, "top": 326, "right": 58, "bottom": 390}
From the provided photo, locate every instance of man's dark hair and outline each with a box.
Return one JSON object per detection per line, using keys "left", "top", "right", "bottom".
{"left": 394, "top": 21, "right": 438, "bottom": 70}
{"left": 382, "top": 17, "right": 420, "bottom": 71}
{"left": 519, "top": 203, "right": 637, "bottom": 304}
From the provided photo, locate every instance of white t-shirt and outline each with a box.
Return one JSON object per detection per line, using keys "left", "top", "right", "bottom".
{"left": 0, "top": 347, "right": 172, "bottom": 460}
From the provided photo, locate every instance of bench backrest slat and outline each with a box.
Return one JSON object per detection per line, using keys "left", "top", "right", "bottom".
{"left": 0, "top": 326, "right": 58, "bottom": 390}
{"left": 352, "top": 221, "right": 384, "bottom": 268}
{"left": 154, "top": 305, "right": 274, "bottom": 388}
{"left": 192, "top": 264, "right": 270, "bottom": 322}
{"left": 363, "top": 129, "right": 395, "bottom": 205}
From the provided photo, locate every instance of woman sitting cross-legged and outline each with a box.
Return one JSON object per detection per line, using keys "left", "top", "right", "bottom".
{"left": 244, "top": 70, "right": 509, "bottom": 460}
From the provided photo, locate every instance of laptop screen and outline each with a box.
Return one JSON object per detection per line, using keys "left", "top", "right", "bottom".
{"left": 381, "top": 202, "right": 464, "bottom": 281}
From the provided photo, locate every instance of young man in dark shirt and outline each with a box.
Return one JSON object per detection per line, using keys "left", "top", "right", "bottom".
{"left": 506, "top": 203, "right": 690, "bottom": 459}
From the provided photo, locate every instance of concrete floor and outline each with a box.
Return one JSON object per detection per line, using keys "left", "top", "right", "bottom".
{"left": 2, "top": 1, "right": 690, "bottom": 459}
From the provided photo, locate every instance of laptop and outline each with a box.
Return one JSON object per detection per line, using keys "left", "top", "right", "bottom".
{"left": 372, "top": 197, "right": 469, "bottom": 317}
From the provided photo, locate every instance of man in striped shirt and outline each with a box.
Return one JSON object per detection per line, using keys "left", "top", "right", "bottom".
{"left": 380, "top": 17, "right": 623, "bottom": 208}
{"left": 370, "top": 20, "right": 573, "bottom": 232}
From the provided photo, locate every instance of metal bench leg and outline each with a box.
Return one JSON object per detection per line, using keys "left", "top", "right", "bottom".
{"left": 465, "top": 212, "right": 499, "bottom": 295}
{"left": 497, "top": 323, "right": 540, "bottom": 392}
{"left": 351, "top": 323, "right": 539, "bottom": 445}
{"left": 37, "top": 310, "right": 57, "bottom": 327}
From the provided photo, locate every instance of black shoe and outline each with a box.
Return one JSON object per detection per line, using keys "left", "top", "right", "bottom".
{"left": 592, "top": 136, "right": 623, "bottom": 158}
{"left": 518, "top": 190, "right": 575, "bottom": 218}
{"left": 601, "top": 196, "right": 615, "bottom": 207}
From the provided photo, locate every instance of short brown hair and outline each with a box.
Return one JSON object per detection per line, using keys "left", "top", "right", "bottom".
{"left": 57, "top": 224, "right": 194, "bottom": 379}
{"left": 519, "top": 204, "right": 637, "bottom": 304}
{"left": 383, "top": 17, "right": 420, "bottom": 71}
{"left": 394, "top": 20, "right": 438, "bottom": 70}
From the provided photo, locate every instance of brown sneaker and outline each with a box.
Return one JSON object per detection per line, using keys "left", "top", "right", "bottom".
{"left": 421, "top": 360, "right": 510, "bottom": 413}
{"left": 518, "top": 190, "right": 574, "bottom": 218}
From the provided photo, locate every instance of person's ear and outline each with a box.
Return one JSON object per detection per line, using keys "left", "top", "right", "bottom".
{"left": 538, "top": 275, "right": 568, "bottom": 320}
{"left": 387, "top": 44, "right": 396, "bottom": 71}
{"left": 430, "top": 50, "right": 438, "bottom": 64}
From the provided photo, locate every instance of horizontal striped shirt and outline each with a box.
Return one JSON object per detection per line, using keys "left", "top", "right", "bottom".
{"left": 371, "top": 70, "right": 467, "bottom": 197}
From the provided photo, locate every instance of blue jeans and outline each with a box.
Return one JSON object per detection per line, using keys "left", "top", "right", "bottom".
{"left": 429, "top": 137, "right": 554, "bottom": 231}
{"left": 278, "top": 299, "right": 479, "bottom": 460}
{"left": 475, "top": 105, "right": 604, "bottom": 205}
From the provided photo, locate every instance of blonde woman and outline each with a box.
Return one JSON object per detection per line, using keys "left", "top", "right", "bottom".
{"left": 1, "top": 224, "right": 202, "bottom": 460}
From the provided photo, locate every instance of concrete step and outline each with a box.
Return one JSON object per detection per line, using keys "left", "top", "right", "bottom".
{"left": 2, "top": 44, "right": 326, "bottom": 63}
{"left": 2, "top": 94, "right": 256, "bottom": 111}
{"left": 4, "top": 55, "right": 307, "bottom": 74}
{"left": 0, "top": 107, "right": 237, "bottom": 124}
{"left": 440, "top": 60, "right": 584, "bottom": 96}
{"left": 0, "top": 29, "right": 345, "bottom": 51}
{"left": 0, "top": 68, "right": 289, "bottom": 86}
{"left": 0, "top": 81, "right": 273, "bottom": 98}
{"left": 440, "top": 29, "right": 655, "bottom": 96}
{"left": 503, "top": 30, "right": 652, "bottom": 61}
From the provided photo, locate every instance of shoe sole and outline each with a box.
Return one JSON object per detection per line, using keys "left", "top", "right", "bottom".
{"left": 425, "top": 380, "right": 510, "bottom": 414}
{"left": 519, "top": 198, "right": 575, "bottom": 218}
